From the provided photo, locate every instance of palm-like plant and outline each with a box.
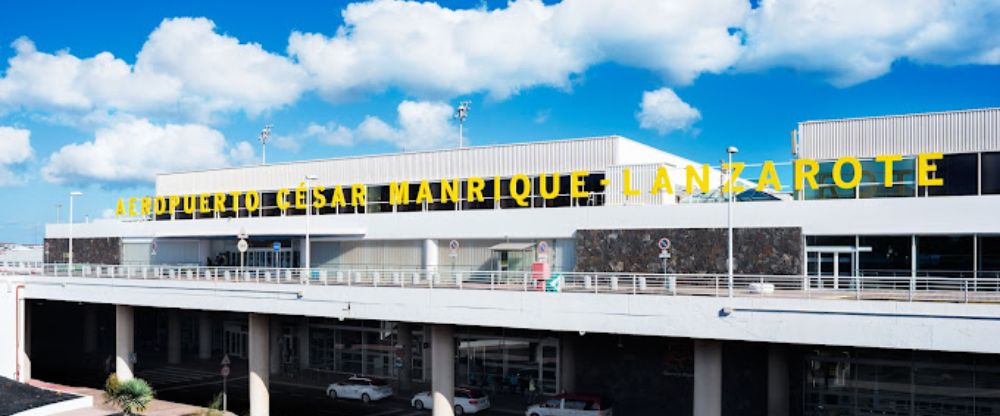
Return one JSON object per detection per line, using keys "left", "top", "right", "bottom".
{"left": 104, "top": 374, "right": 155, "bottom": 415}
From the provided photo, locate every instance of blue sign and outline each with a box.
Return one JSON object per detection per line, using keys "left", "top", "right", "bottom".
{"left": 273, "top": 241, "right": 281, "bottom": 252}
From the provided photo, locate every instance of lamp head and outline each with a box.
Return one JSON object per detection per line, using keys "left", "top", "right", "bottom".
{"left": 69, "top": 191, "right": 83, "bottom": 197}
{"left": 726, "top": 146, "right": 739, "bottom": 154}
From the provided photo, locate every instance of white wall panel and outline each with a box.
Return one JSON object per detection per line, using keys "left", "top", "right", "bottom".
{"left": 800, "top": 108, "right": 1000, "bottom": 159}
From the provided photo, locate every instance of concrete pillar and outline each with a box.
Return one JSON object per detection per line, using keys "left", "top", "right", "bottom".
{"left": 423, "top": 239, "right": 439, "bottom": 271}
{"left": 17, "top": 298, "right": 31, "bottom": 382}
{"left": 397, "top": 322, "right": 413, "bottom": 392}
{"left": 249, "top": 313, "right": 270, "bottom": 416}
{"left": 198, "top": 312, "right": 212, "bottom": 360}
{"left": 115, "top": 305, "right": 135, "bottom": 381}
{"left": 693, "top": 340, "right": 722, "bottom": 416}
{"left": 167, "top": 309, "right": 182, "bottom": 365}
{"left": 298, "top": 318, "right": 310, "bottom": 370}
{"left": 560, "top": 333, "right": 576, "bottom": 393}
{"left": 83, "top": 304, "right": 98, "bottom": 354}
{"left": 767, "top": 344, "right": 790, "bottom": 416}
{"left": 431, "top": 325, "right": 455, "bottom": 416}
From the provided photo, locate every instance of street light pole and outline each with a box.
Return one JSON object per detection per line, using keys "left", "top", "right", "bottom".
{"left": 304, "top": 175, "right": 318, "bottom": 273}
{"left": 69, "top": 191, "right": 83, "bottom": 276}
{"left": 726, "top": 147, "right": 738, "bottom": 297}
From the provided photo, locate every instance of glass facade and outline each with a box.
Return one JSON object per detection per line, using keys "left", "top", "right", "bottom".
{"left": 804, "top": 348, "right": 1000, "bottom": 416}
{"left": 308, "top": 321, "right": 419, "bottom": 379}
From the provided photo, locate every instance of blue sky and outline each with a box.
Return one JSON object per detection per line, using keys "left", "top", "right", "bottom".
{"left": 0, "top": 0, "right": 998, "bottom": 243}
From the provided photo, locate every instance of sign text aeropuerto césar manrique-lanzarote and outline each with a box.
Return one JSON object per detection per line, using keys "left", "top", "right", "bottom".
{"left": 114, "top": 153, "right": 947, "bottom": 217}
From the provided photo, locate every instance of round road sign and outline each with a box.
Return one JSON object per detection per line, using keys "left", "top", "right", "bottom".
{"left": 537, "top": 241, "right": 549, "bottom": 254}
{"left": 221, "top": 365, "right": 231, "bottom": 377}
{"left": 237, "top": 239, "right": 249, "bottom": 253}
{"left": 657, "top": 238, "right": 671, "bottom": 250}
{"left": 449, "top": 240, "right": 460, "bottom": 251}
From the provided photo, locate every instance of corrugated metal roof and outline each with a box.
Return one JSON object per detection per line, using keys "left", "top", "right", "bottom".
{"left": 798, "top": 107, "right": 1000, "bottom": 159}
{"left": 155, "top": 136, "right": 682, "bottom": 195}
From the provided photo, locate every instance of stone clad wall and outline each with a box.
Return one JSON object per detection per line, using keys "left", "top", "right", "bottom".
{"left": 575, "top": 227, "right": 802, "bottom": 275}
{"left": 44, "top": 238, "right": 121, "bottom": 265}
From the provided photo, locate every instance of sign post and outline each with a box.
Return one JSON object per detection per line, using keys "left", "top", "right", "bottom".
{"left": 657, "top": 238, "right": 672, "bottom": 273}
{"left": 449, "top": 240, "right": 459, "bottom": 272}
{"left": 220, "top": 354, "right": 231, "bottom": 412}
{"left": 237, "top": 228, "right": 249, "bottom": 273}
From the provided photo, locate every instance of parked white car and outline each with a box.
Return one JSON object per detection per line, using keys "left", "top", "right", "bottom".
{"left": 411, "top": 387, "right": 491, "bottom": 414}
{"left": 525, "top": 394, "right": 613, "bottom": 416}
{"left": 326, "top": 376, "right": 393, "bottom": 403}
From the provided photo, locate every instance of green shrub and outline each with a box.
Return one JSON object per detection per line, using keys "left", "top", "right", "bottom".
{"left": 103, "top": 374, "right": 154, "bottom": 416}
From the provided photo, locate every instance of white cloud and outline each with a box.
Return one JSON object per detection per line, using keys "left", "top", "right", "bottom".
{"left": 636, "top": 88, "right": 701, "bottom": 134}
{"left": 289, "top": 0, "right": 748, "bottom": 99}
{"left": 356, "top": 100, "right": 458, "bottom": 150}
{"left": 136, "top": 17, "right": 308, "bottom": 116}
{"left": 0, "top": 17, "right": 307, "bottom": 121}
{"left": 0, "top": 126, "right": 33, "bottom": 186}
{"left": 303, "top": 122, "right": 355, "bottom": 146}
{"left": 740, "top": 0, "right": 1000, "bottom": 86}
{"left": 41, "top": 119, "right": 251, "bottom": 184}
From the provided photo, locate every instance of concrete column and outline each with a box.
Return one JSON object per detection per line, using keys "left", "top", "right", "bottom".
{"left": 115, "top": 305, "right": 135, "bottom": 381}
{"left": 767, "top": 344, "right": 790, "bottom": 416}
{"left": 298, "top": 318, "right": 310, "bottom": 370}
{"left": 198, "top": 313, "right": 212, "bottom": 360}
{"left": 397, "top": 322, "right": 413, "bottom": 392}
{"left": 249, "top": 313, "right": 270, "bottom": 416}
{"left": 693, "top": 340, "right": 722, "bottom": 416}
{"left": 423, "top": 239, "right": 439, "bottom": 271}
{"left": 559, "top": 333, "right": 576, "bottom": 393}
{"left": 167, "top": 309, "right": 182, "bottom": 365}
{"left": 18, "top": 298, "right": 31, "bottom": 381}
{"left": 83, "top": 304, "right": 98, "bottom": 354}
{"left": 431, "top": 325, "right": 455, "bottom": 416}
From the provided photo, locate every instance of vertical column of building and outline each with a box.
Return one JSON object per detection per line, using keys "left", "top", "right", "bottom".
{"left": 431, "top": 325, "right": 455, "bottom": 416}
{"left": 560, "top": 333, "right": 577, "bottom": 393}
{"left": 693, "top": 339, "right": 722, "bottom": 416}
{"left": 198, "top": 312, "right": 212, "bottom": 360}
{"left": 423, "top": 239, "right": 439, "bottom": 273}
{"left": 83, "top": 304, "right": 98, "bottom": 354}
{"left": 18, "top": 297, "right": 31, "bottom": 381}
{"left": 167, "top": 309, "right": 182, "bottom": 365}
{"left": 249, "top": 313, "right": 270, "bottom": 416}
{"left": 397, "top": 322, "right": 413, "bottom": 392}
{"left": 767, "top": 344, "right": 790, "bottom": 416}
{"left": 115, "top": 305, "right": 134, "bottom": 381}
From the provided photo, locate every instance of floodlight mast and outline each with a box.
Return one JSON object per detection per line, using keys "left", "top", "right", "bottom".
{"left": 259, "top": 124, "right": 273, "bottom": 165}
{"left": 455, "top": 101, "right": 471, "bottom": 148}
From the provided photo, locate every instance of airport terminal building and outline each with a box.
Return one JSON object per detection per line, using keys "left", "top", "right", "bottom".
{"left": 3, "top": 107, "right": 1000, "bottom": 416}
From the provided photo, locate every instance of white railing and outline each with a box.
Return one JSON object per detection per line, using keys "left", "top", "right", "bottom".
{"left": 7, "top": 262, "right": 1000, "bottom": 304}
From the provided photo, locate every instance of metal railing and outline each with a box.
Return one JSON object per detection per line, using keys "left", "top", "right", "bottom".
{"left": 5, "top": 262, "right": 1000, "bottom": 304}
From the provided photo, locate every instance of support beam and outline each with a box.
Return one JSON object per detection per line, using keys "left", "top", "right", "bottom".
{"left": 397, "top": 322, "right": 413, "bottom": 393}
{"left": 83, "top": 304, "right": 98, "bottom": 354}
{"left": 198, "top": 312, "right": 212, "bottom": 360}
{"left": 115, "top": 305, "right": 134, "bottom": 381}
{"left": 167, "top": 309, "right": 181, "bottom": 365}
{"left": 693, "top": 339, "right": 722, "bottom": 416}
{"left": 767, "top": 344, "right": 790, "bottom": 416}
{"left": 249, "top": 313, "right": 270, "bottom": 416}
{"left": 431, "top": 325, "right": 455, "bottom": 416}
{"left": 560, "top": 333, "right": 576, "bottom": 393}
